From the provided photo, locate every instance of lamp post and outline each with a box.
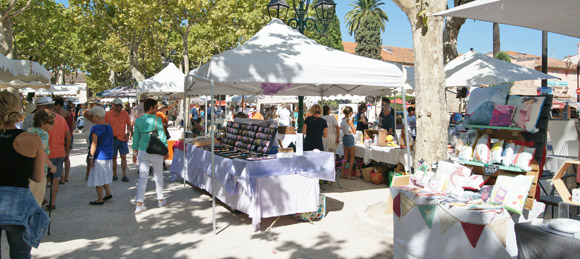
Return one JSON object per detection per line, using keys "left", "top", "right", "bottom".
{"left": 266, "top": 0, "right": 336, "bottom": 132}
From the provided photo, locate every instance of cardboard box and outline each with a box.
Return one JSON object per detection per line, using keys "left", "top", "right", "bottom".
{"left": 278, "top": 126, "right": 296, "bottom": 134}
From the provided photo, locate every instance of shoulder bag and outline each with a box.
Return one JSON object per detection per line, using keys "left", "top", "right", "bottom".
{"left": 146, "top": 117, "right": 168, "bottom": 156}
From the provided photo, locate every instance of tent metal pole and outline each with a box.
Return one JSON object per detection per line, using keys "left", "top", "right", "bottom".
{"left": 204, "top": 97, "right": 208, "bottom": 134}
{"left": 210, "top": 79, "right": 216, "bottom": 235}
{"left": 183, "top": 91, "right": 188, "bottom": 188}
{"left": 401, "top": 87, "right": 413, "bottom": 172}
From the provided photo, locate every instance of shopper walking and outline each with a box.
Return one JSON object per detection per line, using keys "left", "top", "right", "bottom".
{"left": 27, "top": 110, "right": 57, "bottom": 206}
{"left": 54, "top": 98, "right": 75, "bottom": 184}
{"left": 105, "top": 98, "right": 132, "bottom": 182}
{"left": 87, "top": 106, "right": 114, "bottom": 205}
{"left": 36, "top": 97, "right": 71, "bottom": 210}
{"left": 132, "top": 98, "right": 168, "bottom": 214}
{"left": 0, "top": 91, "right": 50, "bottom": 258}
{"left": 303, "top": 104, "right": 328, "bottom": 151}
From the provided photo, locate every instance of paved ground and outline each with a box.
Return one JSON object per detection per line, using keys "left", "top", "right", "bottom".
{"left": 2, "top": 132, "right": 394, "bottom": 259}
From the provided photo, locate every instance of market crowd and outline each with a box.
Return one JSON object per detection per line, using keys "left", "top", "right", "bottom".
{"left": 0, "top": 90, "right": 416, "bottom": 258}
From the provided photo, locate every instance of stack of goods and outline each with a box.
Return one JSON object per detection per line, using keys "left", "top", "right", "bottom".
{"left": 218, "top": 121, "right": 277, "bottom": 160}
{"left": 452, "top": 129, "right": 536, "bottom": 172}
{"left": 463, "top": 83, "right": 546, "bottom": 133}
{"left": 409, "top": 161, "right": 536, "bottom": 215}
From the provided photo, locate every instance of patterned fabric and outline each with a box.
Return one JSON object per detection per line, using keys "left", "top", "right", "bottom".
{"left": 27, "top": 128, "right": 50, "bottom": 156}
{"left": 293, "top": 194, "right": 326, "bottom": 221}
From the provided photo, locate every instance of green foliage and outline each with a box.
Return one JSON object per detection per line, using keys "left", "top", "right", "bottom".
{"left": 355, "top": 15, "right": 382, "bottom": 60}
{"left": 322, "top": 100, "right": 339, "bottom": 111}
{"left": 305, "top": 13, "right": 343, "bottom": 51}
{"left": 494, "top": 51, "right": 511, "bottom": 63}
{"left": 344, "top": 0, "right": 388, "bottom": 36}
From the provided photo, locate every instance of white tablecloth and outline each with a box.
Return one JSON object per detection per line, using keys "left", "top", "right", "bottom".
{"left": 391, "top": 187, "right": 517, "bottom": 259}
{"left": 170, "top": 145, "right": 333, "bottom": 230}
{"left": 336, "top": 143, "right": 413, "bottom": 171}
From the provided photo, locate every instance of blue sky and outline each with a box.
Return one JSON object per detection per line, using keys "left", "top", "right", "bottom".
{"left": 56, "top": 0, "right": 579, "bottom": 60}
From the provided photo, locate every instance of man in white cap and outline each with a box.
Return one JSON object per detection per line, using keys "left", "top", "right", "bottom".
{"left": 36, "top": 96, "right": 71, "bottom": 210}
{"left": 105, "top": 98, "right": 132, "bottom": 182}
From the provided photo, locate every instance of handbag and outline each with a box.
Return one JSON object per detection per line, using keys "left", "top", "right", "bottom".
{"left": 146, "top": 117, "right": 168, "bottom": 156}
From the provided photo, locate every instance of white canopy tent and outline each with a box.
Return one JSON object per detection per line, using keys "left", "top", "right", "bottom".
{"left": 186, "top": 19, "right": 405, "bottom": 96}
{"left": 138, "top": 63, "right": 185, "bottom": 95}
{"left": 435, "top": 0, "right": 580, "bottom": 39}
{"left": 0, "top": 53, "right": 51, "bottom": 89}
{"left": 183, "top": 19, "right": 410, "bottom": 233}
{"left": 445, "top": 51, "right": 559, "bottom": 87}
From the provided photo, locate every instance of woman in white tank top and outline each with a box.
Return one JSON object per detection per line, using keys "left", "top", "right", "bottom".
{"left": 340, "top": 106, "right": 357, "bottom": 179}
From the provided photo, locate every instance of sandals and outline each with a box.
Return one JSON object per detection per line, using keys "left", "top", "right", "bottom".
{"left": 46, "top": 204, "right": 56, "bottom": 210}
{"left": 103, "top": 195, "right": 113, "bottom": 201}
{"left": 89, "top": 201, "right": 104, "bottom": 205}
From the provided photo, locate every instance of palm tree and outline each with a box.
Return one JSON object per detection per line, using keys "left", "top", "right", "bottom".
{"left": 344, "top": 0, "right": 389, "bottom": 36}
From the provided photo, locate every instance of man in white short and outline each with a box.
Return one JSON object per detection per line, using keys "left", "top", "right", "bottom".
{"left": 276, "top": 105, "right": 292, "bottom": 126}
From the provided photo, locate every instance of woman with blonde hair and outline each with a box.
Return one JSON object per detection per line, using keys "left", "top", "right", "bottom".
{"left": 302, "top": 104, "right": 328, "bottom": 151}
{"left": 0, "top": 91, "right": 49, "bottom": 257}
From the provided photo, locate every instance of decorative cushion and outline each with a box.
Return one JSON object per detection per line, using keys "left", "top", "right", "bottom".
{"left": 490, "top": 139, "right": 504, "bottom": 164}
{"left": 501, "top": 142, "right": 516, "bottom": 167}
{"left": 466, "top": 83, "right": 511, "bottom": 116}
{"left": 507, "top": 96, "right": 545, "bottom": 132}
{"left": 512, "top": 146, "right": 536, "bottom": 172}
{"left": 473, "top": 134, "right": 491, "bottom": 164}
{"left": 489, "top": 104, "right": 516, "bottom": 126}
{"left": 465, "top": 101, "right": 496, "bottom": 125}
{"left": 489, "top": 175, "right": 534, "bottom": 214}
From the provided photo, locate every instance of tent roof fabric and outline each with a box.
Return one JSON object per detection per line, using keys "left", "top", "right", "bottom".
{"left": 0, "top": 53, "right": 51, "bottom": 89}
{"left": 187, "top": 19, "right": 404, "bottom": 96}
{"left": 444, "top": 51, "right": 559, "bottom": 87}
{"left": 435, "top": 0, "right": 580, "bottom": 38}
{"left": 138, "top": 63, "right": 185, "bottom": 95}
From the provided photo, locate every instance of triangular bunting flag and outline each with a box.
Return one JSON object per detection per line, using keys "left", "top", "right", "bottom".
{"left": 461, "top": 222, "right": 486, "bottom": 248}
{"left": 393, "top": 194, "right": 401, "bottom": 217}
{"left": 488, "top": 217, "right": 509, "bottom": 248}
{"left": 438, "top": 207, "right": 458, "bottom": 234}
{"left": 417, "top": 205, "right": 437, "bottom": 228}
{"left": 400, "top": 193, "right": 415, "bottom": 216}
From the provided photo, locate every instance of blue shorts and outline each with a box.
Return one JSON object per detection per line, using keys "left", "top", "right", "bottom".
{"left": 343, "top": 135, "right": 355, "bottom": 148}
{"left": 112, "top": 138, "right": 129, "bottom": 156}
{"left": 49, "top": 157, "right": 65, "bottom": 178}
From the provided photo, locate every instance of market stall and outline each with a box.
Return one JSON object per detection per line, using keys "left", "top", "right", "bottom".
{"left": 182, "top": 18, "right": 407, "bottom": 231}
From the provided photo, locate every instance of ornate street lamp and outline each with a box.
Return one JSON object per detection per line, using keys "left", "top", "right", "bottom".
{"left": 266, "top": 0, "right": 336, "bottom": 132}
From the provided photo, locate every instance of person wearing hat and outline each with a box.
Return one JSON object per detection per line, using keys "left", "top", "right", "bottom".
{"left": 35, "top": 96, "right": 71, "bottom": 210}
{"left": 105, "top": 98, "right": 132, "bottom": 182}
{"left": 83, "top": 97, "right": 101, "bottom": 180}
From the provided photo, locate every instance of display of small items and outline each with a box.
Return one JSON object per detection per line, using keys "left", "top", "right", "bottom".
{"left": 222, "top": 121, "right": 277, "bottom": 157}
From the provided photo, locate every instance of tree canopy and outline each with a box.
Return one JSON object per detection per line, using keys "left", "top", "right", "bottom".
{"left": 354, "top": 15, "right": 382, "bottom": 60}
{"left": 344, "top": 0, "right": 389, "bottom": 36}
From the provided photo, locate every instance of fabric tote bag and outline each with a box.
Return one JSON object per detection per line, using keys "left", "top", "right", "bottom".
{"left": 146, "top": 118, "right": 168, "bottom": 156}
